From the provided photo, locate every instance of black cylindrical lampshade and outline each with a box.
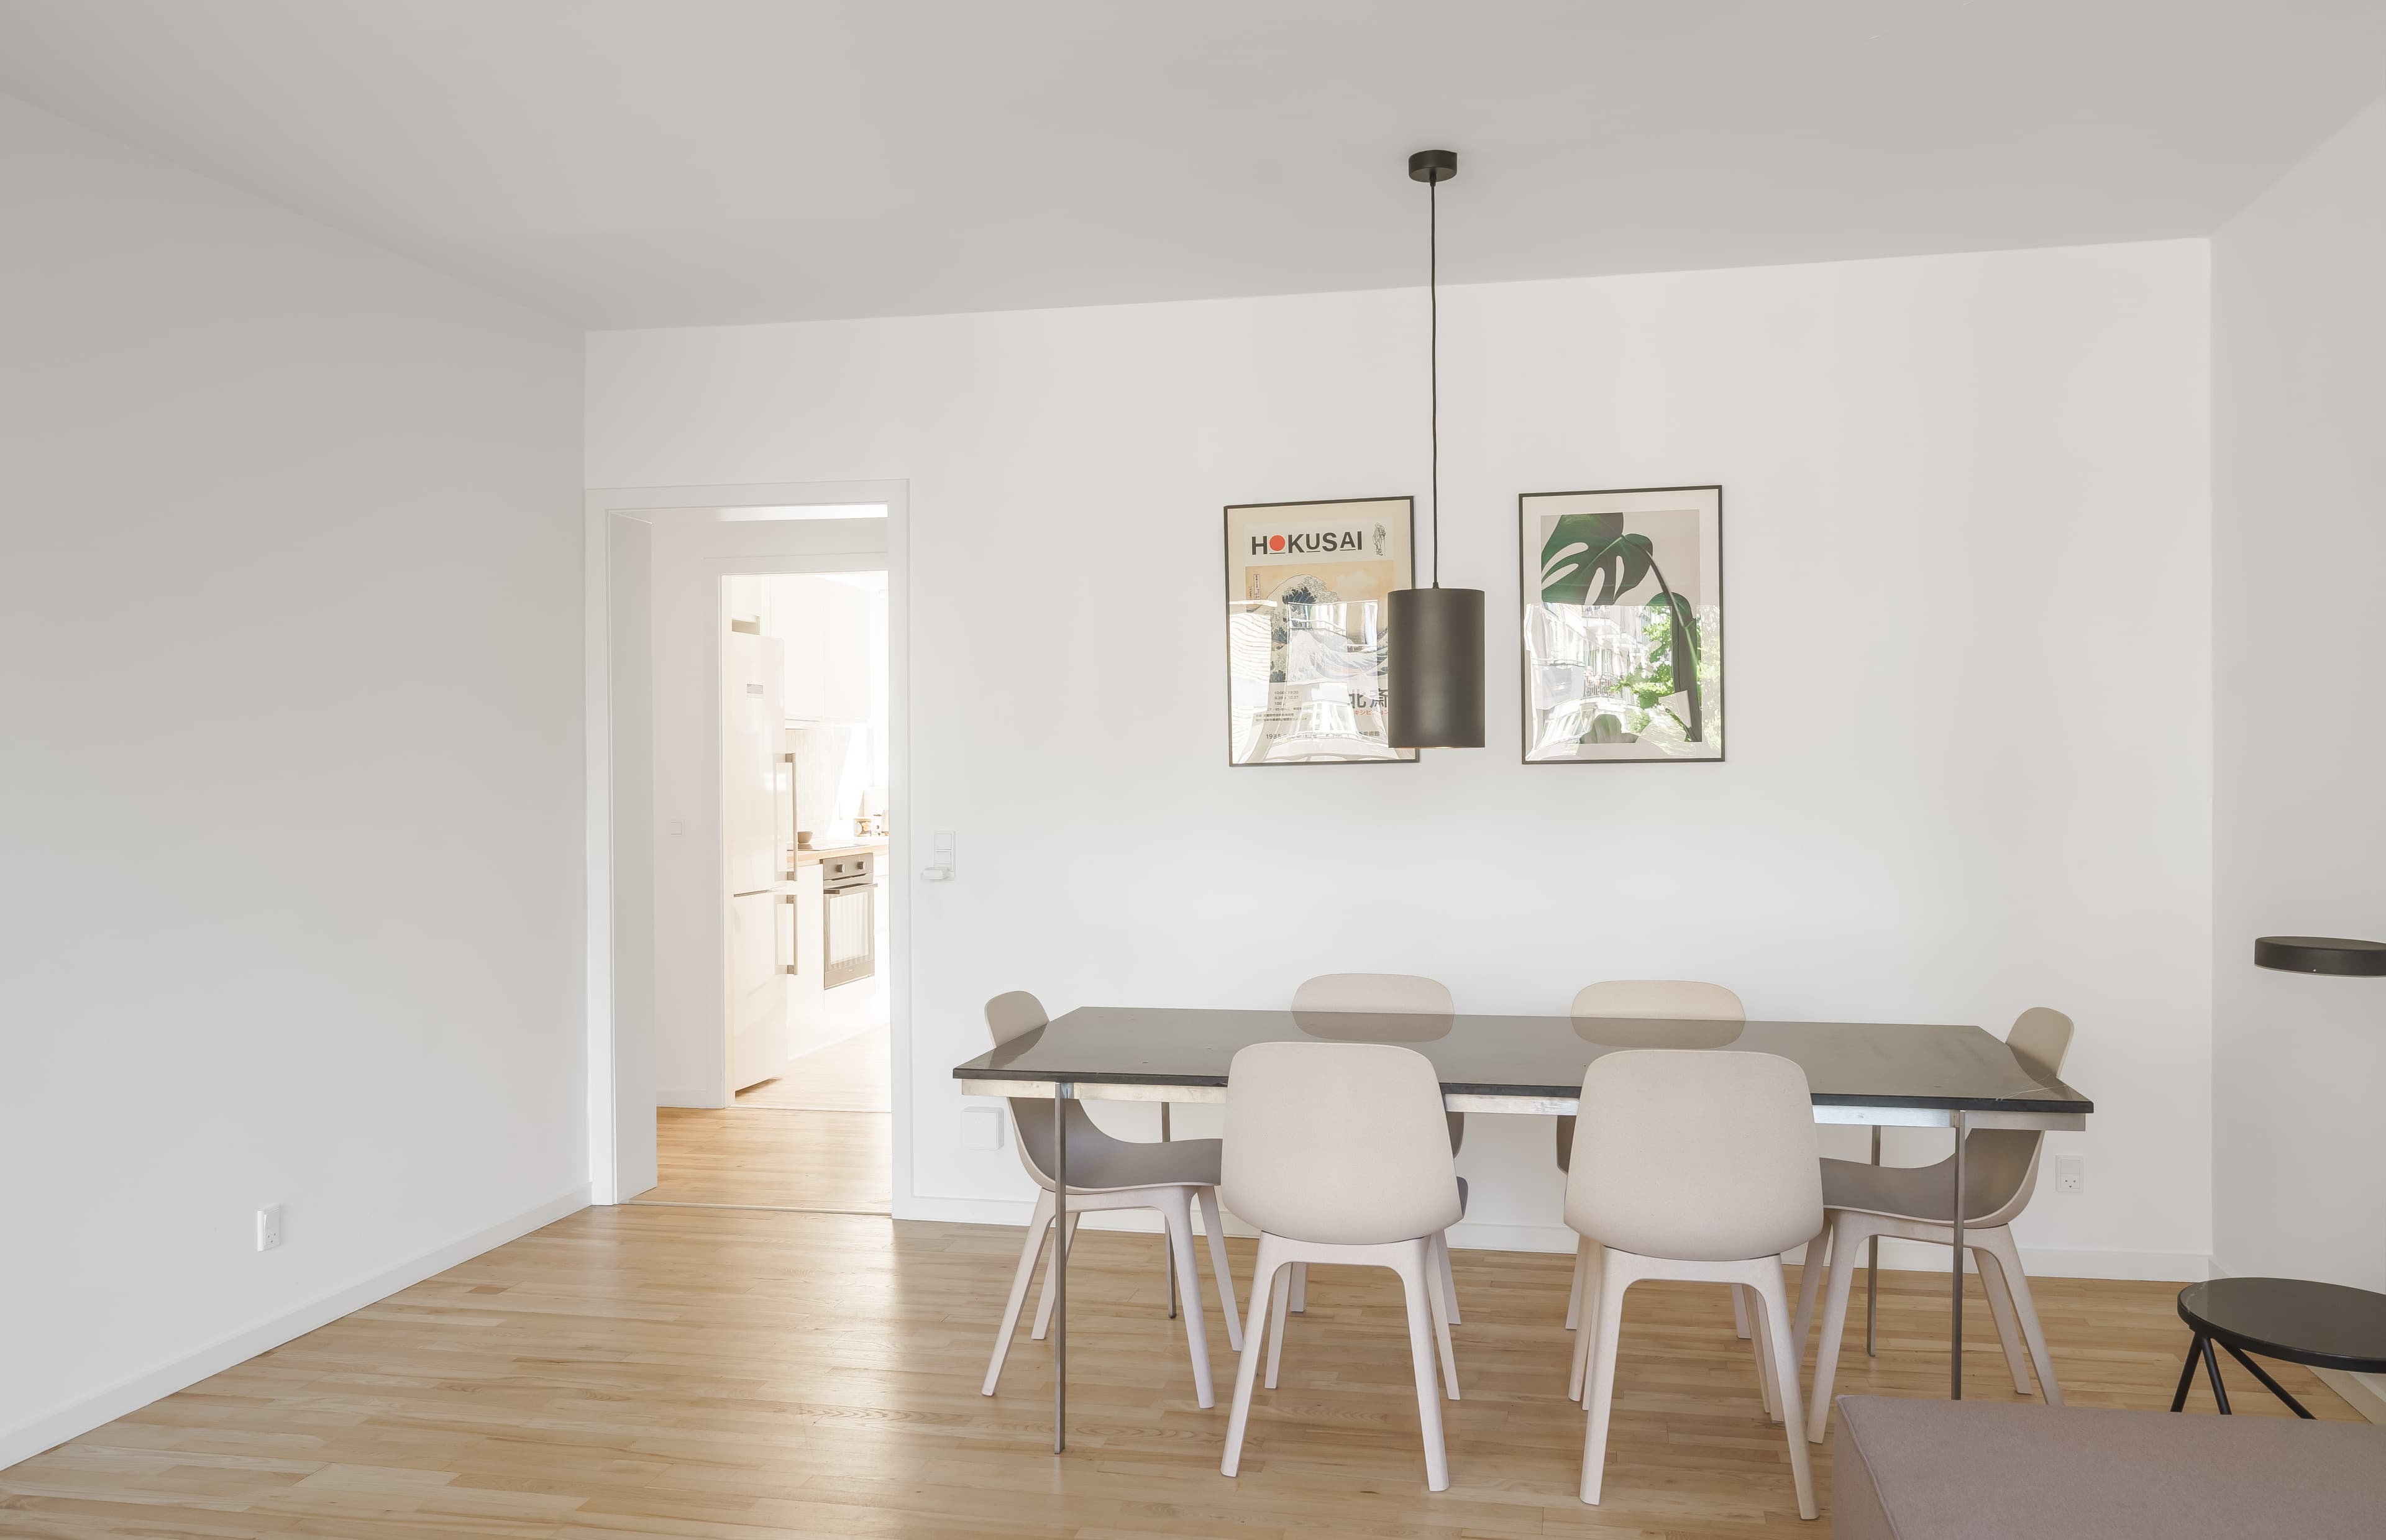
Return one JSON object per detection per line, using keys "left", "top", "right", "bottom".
{"left": 1386, "top": 586, "right": 1484, "bottom": 748}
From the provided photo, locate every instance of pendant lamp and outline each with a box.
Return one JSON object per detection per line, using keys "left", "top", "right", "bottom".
{"left": 1386, "top": 148, "right": 1485, "bottom": 749}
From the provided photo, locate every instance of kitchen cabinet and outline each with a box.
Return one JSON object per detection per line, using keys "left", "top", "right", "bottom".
{"left": 767, "top": 575, "right": 872, "bottom": 723}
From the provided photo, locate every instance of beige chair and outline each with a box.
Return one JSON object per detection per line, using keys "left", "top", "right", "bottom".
{"left": 1794, "top": 1006, "right": 2075, "bottom": 1443}
{"left": 979, "top": 991, "right": 1242, "bottom": 1407}
{"left": 1561, "top": 981, "right": 1766, "bottom": 1393}
{"left": 1219, "top": 1041, "right": 1465, "bottom": 1491}
{"left": 1287, "top": 973, "right": 1465, "bottom": 1327}
{"left": 1567, "top": 1049, "right": 1821, "bottom": 1518}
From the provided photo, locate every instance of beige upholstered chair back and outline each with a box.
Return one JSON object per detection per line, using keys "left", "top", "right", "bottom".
{"left": 1565, "top": 1049, "right": 1823, "bottom": 1262}
{"left": 1960, "top": 1007, "right": 2077, "bottom": 1225}
{"left": 1293, "top": 973, "right": 1455, "bottom": 1015}
{"left": 982, "top": 990, "right": 1099, "bottom": 1188}
{"left": 1222, "top": 1041, "right": 1463, "bottom": 1246}
{"left": 1570, "top": 979, "right": 1745, "bottom": 1021}
{"left": 2006, "top": 1006, "right": 2074, "bottom": 1082}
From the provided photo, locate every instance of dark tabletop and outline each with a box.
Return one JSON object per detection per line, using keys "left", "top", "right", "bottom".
{"left": 2178, "top": 1278, "right": 2386, "bottom": 1371}
{"left": 953, "top": 1006, "right": 2093, "bottom": 1113}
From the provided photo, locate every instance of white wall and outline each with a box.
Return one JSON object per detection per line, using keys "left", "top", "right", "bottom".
{"left": 0, "top": 92, "right": 585, "bottom": 1465}
{"left": 588, "top": 238, "right": 2214, "bottom": 1278}
{"left": 2211, "top": 99, "right": 2386, "bottom": 1290}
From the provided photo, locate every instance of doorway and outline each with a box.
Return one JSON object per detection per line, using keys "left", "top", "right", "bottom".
{"left": 585, "top": 483, "right": 909, "bottom": 1214}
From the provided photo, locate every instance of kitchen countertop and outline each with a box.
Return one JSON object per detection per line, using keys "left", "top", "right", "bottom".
{"left": 787, "top": 837, "right": 889, "bottom": 867}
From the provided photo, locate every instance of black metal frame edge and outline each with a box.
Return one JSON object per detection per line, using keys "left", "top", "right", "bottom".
{"left": 1514, "top": 483, "right": 1726, "bottom": 767}
{"left": 1221, "top": 493, "right": 1422, "bottom": 768}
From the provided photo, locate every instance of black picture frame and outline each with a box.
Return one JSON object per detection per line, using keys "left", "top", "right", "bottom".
{"left": 1516, "top": 484, "right": 1726, "bottom": 765}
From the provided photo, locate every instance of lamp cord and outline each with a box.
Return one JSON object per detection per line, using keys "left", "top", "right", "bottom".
{"left": 1428, "top": 171, "right": 1440, "bottom": 589}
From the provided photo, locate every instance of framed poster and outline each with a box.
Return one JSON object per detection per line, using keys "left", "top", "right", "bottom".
{"left": 1224, "top": 496, "right": 1417, "bottom": 766}
{"left": 1519, "top": 485, "right": 1723, "bottom": 763}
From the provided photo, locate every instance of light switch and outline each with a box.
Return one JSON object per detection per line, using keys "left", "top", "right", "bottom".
{"left": 962, "top": 1106, "right": 1004, "bottom": 1150}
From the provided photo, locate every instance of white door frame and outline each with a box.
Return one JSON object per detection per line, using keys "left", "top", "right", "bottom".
{"left": 583, "top": 480, "right": 911, "bottom": 1205}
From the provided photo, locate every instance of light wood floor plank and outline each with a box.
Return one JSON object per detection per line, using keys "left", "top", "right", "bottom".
{"left": 2, "top": 1205, "right": 2356, "bottom": 1539}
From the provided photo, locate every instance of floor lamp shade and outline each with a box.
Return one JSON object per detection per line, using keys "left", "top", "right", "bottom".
{"left": 1387, "top": 586, "right": 1484, "bottom": 748}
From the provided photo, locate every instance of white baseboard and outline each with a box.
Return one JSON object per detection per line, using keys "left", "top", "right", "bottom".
{"left": 895, "top": 1196, "right": 2208, "bottom": 1280}
{"left": 0, "top": 1184, "right": 590, "bottom": 1473}
{"left": 656, "top": 1085, "right": 724, "bottom": 1109}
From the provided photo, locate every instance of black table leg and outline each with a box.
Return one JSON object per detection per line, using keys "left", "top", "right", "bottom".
{"left": 2220, "top": 1342, "right": 2317, "bottom": 1418}
{"left": 2201, "top": 1334, "right": 2232, "bottom": 1415}
{"left": 2169, "top": 1334, "right": 2204, "bottom": 1411}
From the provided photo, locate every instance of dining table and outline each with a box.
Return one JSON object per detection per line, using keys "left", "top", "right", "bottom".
{"left": 952, "top": 1005, "right": 2095, "bottom": 1450}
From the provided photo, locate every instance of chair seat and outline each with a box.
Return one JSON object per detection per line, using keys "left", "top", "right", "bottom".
{"left": 1033, "top": 1134, "right": 1223, "bottom": 1193}
{"left": 1821, "top": 1155, "right": 2004, "bottom": 1225}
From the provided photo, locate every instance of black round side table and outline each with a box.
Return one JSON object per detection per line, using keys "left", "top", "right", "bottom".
{"left": 2172, "top": 1277, "right": 2386, "bottom": 1416}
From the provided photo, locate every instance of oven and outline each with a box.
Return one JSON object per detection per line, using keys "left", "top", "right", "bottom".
{"left": 821, "top": 850, "right": 876, "bottom": 988}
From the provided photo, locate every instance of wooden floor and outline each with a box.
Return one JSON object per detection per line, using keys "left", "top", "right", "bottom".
{"left": 631, "top": 1106, "right": 890, "bottom": 1213}
{"left": 634, "top": 1029, "right": 894, "bottom": 1214}
{"left": 1, "top": 1205, "right": 2359, "bottom": 1538}
{"left": 736, "top": 1026, "right": 890, "bottom": 1113}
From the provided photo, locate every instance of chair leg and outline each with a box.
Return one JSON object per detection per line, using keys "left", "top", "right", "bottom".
{"left": 1290, "top": 1260, "right": 1307, "bottom": 1313}
{"left": 1732, "top": 1283, "right": 1752, "bottom": 1340}
{"left": 1978, "top": 1227, "right": 2061, "bottom": 1405}
{"left": 1220, "top": 1236, "right": 1281, "bottom": 1478}
{"left": 1031, "top": 1210, "right": 1081, "bottom": 1339}
{"left": 1755, "top": 1262, "right": 1820, "bottom": 1521}
{"left": 1792, "top": 1225, "right": 1829, "bottom": 1360}
{"left": 1433, "top": 1229, "right": 1462, "bottom": 1324}
{"left": 1197, "top": 1186, "right": 1243, "bottom": 1352}
{"left": 1425, "top": 1234, "right": 1460, "bottom": 1401}
{"left": 1804, "top": 1214, "right": 1862, "bottom": 1444}
{"left": 1565, "top": 1236, "right": 1589, "bottom": 1331}
{"left": 1393, "top": 1240, "right": 1451, "bottom": 1492}
{"left": 1748, "top": 1277, "right": 1782, "bottom": 1423}
{"left": 1579, "top": 1249, "right": 1629, "bottom": 1505}
{"left": 982, "top": 1189, "right": 1055, "bottom": 1396}
{"left": 1570, "top": 1237, "right": 1604, "bottom": 1403}
{"left": 1974, "top": 1240, "right": 2035, "bottom": 1395}
{"left": 1163, "top": 1193, "right": 1215, "bottom": 1408}
{"left": 1265, "top": 1258, "right": 1292, "bottom": 1389}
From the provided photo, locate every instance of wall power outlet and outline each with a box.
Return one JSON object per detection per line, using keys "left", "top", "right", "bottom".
{"left": 257, "top": 1205, "right": 284, "bottom": 1251}
{"left": 2056, "top": 1155, "right": 2084, "bottom": 1194}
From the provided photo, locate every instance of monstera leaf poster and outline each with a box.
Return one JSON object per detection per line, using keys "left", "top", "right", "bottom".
{"left": 1518, "top": 486, "right": 1723, "bottom": 763}
{"left": 1223, "top": 496, "right": 1417, "bottom": 766}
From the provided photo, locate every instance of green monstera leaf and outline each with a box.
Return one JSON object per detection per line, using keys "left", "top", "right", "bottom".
{"left": 1540, "top": 512, "right": 1653, "bottom": 608}
{"left": 1540, "top": 510, "right": 1706, "bottom": 745}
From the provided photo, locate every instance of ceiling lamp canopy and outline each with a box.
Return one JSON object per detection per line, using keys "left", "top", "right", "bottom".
{"left": 1385, "top": 148, "right": 1486, "bottom": 750}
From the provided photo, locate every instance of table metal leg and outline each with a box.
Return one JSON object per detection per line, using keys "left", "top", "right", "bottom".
{"left": 2221, "top": 1341, "right": 2315, "bottom": 1418}
{"left": 2170, "top": 1334, "right": 2205, "bottom": 1411}
{"left": 1054, "top": 1085, "right": 1069, "bottom": 1452}
{"left": 2201, "top": 1334, "right": 2232, "bottom": 1415}
{"left": 1161, "top": 1101, "right": 1177, "bottom": 1320}
{"left": 1949, "top": 1111, "right": 1967, "bottom": 1400}
{"left": 1867, "top": 1125, "right": 1881, "bottom": 1357}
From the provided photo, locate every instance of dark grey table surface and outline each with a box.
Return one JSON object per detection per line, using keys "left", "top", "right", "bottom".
{"left": 952, "top": 1006, "right": 2093, "bottom": 1114}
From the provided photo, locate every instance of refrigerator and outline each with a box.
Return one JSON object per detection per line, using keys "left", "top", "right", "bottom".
{"left": 723, "top": 625, "right": 789, "bottom": 1091}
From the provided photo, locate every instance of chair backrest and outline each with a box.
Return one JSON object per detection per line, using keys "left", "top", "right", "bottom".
{"left": 1564, "top": 1049, "right": 1822, "bottom": 1262}
{"left": 2006, "top": 1006, "right": 2073, "bottom": 1082}
{"left": 1222, "top": 1041, "right": 1463, "bottom": 1246}
{"left": 1571, "top": 979, "right": 1745, "bottom": 1021}
{"left": 1963, "top": 1006, "right": 2077, "bottom": 1225}
{"left": 985, "top": 989, "right": 1049, "bottom": 1047}
{"left": 1292, "top": 973, "right": 1455, "bottom": 1015}
{"left": 982, "top": 990, "right": 1097, "bottom": 1187}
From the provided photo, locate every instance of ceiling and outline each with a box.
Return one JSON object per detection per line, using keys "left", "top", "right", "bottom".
{"left": 1, "top": 1, "right": 2378, "bottom": 329}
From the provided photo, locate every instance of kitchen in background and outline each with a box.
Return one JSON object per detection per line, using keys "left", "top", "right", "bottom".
{"left": 676, "top": 568, "right": 892, "bottom": 1213}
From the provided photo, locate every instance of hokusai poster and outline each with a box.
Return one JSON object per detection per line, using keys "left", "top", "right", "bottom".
{"left": 1224, "top": 496, "right": 1417, "bottom": 766}
{"left": 1519, "top": 486, "right": 1724, "bottom": 763}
